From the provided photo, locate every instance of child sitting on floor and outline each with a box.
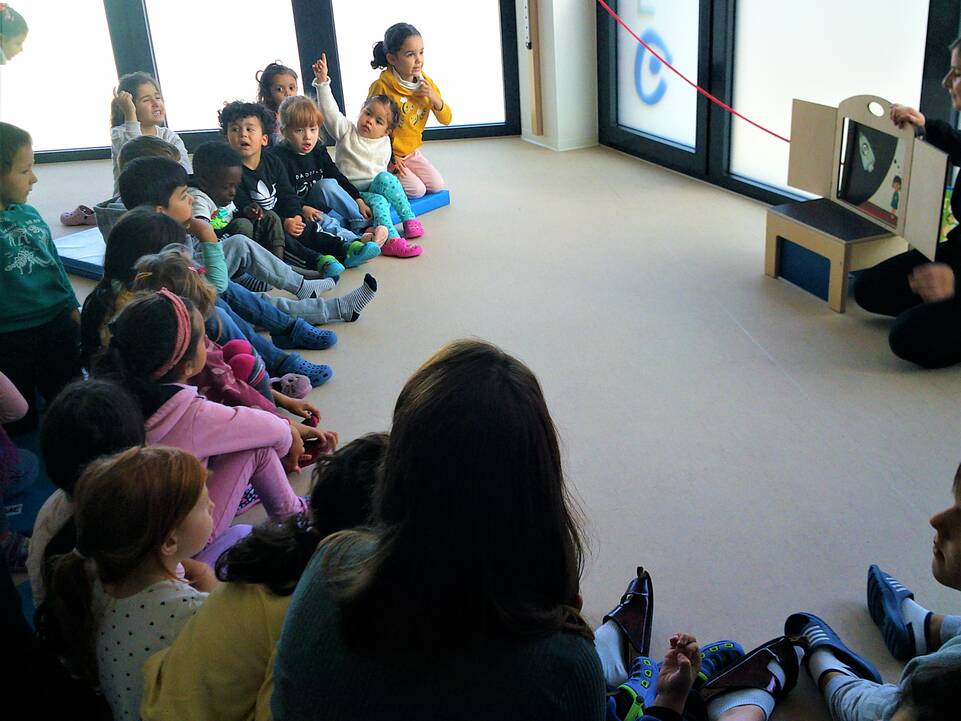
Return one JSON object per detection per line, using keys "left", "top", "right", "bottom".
{"left": 142, "top": 433, "right": 385, "bottom": 721}
{"left": 219, "top": 100, "right": 381, "bottom": 273}
{"left": 0, "top": 371, "right": 34, "bottom": 571}
{"left": 0, "top": 122, "right": 81, "bottom": 433}
{"left": 26, "top": 379, "right": 145, "bottom": 606}
{"left": 312, "top": 54, "right": 423, "bottom": 258}
{"left": 368, "top": 22, "right": 451, "bottom": 199}
{"left": 110, "top": 72, "right": 191, "bottom": 193}
{"left": 95, "top": 290, "right": 323, "bottom": 536}
{"left": 270, "top": 95, "right": 388, "bottom": 247}
{"left": 35, "top": 446, "right": 215, "bottom": 721}
{"left": 256, "top": 61, "right": 300, "bottom": 146}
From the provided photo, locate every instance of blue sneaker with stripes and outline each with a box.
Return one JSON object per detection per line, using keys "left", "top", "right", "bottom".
{"left": 785, "top": 612, "right": 882, "bottom": 683}
{"left": 867, "top": 565, "right": 920, "bottom": 662}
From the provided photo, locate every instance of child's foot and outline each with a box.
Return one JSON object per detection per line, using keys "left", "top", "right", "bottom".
{"left": 611, "top": 656, "right": 659, "bottom": 720}
{"left": 315, "top": 255, "right": 345, "bottom": 278}
{"left": 235, "top": 273, "right": 272, "bottom": 293}
{"left": 278, "top": 353, "right": 333, "bottom": 387}
{"left": 784, "top": 612, "right": 882, "bottom": 684}
{"left": 272, "top": 318, "right": 337, "bottom": 351}
{"left": 343, "top": 240, "right": 381, "bottom": 268}
{"left": 341, "top": 274, "right": 378, "bottom": 322}
{"left": 402, "top": 218, "right": 424, "bottom": 239}
{"left": 696, "top": 640, "right": 745, "bottom": 687}
{"left": 381, "top": 237, "right": 422, "bottom": 258}
{"left": 867, "top": 565, "right": 928, "bottom": 661}
{"left": 295, "top": 277, "right": 337, "bottom": 300}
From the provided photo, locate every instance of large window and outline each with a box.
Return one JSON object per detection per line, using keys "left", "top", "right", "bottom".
{"left": 730, "top": 0, "right": 929, "bottom": 192}
{"left": 332, "top": 0, "right": 506, "bottom": 128}
{"left": 0, "top": 0, "right": 117, "bottom": 152}
{"left": 144, "top": 0, "right": 301, "bottom": 133}
{"left": 597, "top": 0, "right": 956, "bottom": 206}
{"left": 615, "top": 0, "right": 699, "bottom": 149}
{"left": 24, "top": 0, "right": 519, "bottom": 162}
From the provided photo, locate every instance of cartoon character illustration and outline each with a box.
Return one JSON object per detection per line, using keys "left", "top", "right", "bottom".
{"left": 890, "top": 175, "right": 902, "bottom": 214}
{"left": 2, "top": 222, "right": 55, "bottom": 275}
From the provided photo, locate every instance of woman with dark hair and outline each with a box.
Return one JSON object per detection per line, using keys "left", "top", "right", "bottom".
{"left": 853, "top": 35, "right": 961, "bottom": 368}
{"left": 272, "top": 339, "right": 606, "bottom": 721}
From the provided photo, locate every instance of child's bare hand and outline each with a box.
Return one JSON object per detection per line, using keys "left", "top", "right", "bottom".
{"left": 316, "top": 429, "right": 339, "bottom": 452}
{"left": 282, "top": 423, "right": 306, "bottom": 473}
{"left": 392, "top": 153, "right": 409, "bottom": 176}
{"left": 302, "top": 205, "right": 324, "bottom": 222}
{"left": 112, "top": 87, "right": 137, "bottom": 122}
{"left": 283, "top": 216, "right": 306, "bottom": 237}
{"left": 652, "top": 636, "right": 700, "bottom": 714}
{"left": 181, "top": 558, "right": 218, "bottom": 593}
{"left": 244, "top": 203, "right": 265, "bottom": 221}
{"left": 356, "top": 198, "right": 372, "bottom": 219}
{"left": 413, "top": 82, "right": 441, "bottom": 109}
{"left": 313, "top": 54, "right": 329, "bottom": 85}
{"left": 286, "top": 397, "right": 321, "bottom": 420}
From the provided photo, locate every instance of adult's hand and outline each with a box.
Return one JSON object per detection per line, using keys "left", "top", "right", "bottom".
{"left": 909, "top": 263, "right": 955, "bottom": 303}
{"left": 890, "top": 104, "right": 925, "bottom": 130}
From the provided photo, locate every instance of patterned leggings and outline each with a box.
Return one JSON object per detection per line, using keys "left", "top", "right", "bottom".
{"left": 360, "top": 171, "right": 415, "bottom": 239}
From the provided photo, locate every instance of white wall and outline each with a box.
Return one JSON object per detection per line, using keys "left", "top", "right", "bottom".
{"left": 516, "top": 0, "right": 599, "bottom": 151}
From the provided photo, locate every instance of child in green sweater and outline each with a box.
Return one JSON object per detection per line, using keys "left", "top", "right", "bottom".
{"left": 0, "top": 123, "right": 81, "bottom": 432}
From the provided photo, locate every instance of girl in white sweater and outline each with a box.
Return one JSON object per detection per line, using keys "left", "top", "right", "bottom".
{"left": 312, "top": 54, "right": 423, "bottom": 258}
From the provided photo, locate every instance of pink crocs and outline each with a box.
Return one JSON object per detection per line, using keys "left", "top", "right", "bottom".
{"left": 402, "top": 218, "right": 424, "bottom": 239}
{"left": 381, "top": 237, "right": 422, "bottom": 258}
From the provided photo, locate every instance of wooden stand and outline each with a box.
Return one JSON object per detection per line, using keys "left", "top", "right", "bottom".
{"left": 765, "top": 198, "right": 907, "bottom": 312}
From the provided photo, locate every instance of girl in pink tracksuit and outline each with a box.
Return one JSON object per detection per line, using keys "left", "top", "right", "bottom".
{"left": 96, "top": 288, "right": 318, "bottom": 539}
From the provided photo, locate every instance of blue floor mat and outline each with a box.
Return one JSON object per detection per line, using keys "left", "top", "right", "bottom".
{"left": 55, "top": 191, "right": 450, "bottom": 278}
{"left": 389, "top": 189, "right": 450, "bottom": 224}
{"left": 54, "top": 227, "right": 105, "bottom": 280}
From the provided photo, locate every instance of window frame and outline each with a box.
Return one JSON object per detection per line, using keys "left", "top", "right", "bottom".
{"left": 35, "top": 0, "right": 520, "bottom": 163}
{"left": 596, "top": 0, "right": 959, "bottom": 206}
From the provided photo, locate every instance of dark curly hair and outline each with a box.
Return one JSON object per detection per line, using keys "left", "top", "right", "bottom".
{"left": 363, "top": 95, "right": 401, "bottom": 131}
{"left": 218, "top": 101, "right": 277, "bottom": 140}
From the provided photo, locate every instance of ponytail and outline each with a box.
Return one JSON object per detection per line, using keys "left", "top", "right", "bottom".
{"left": 35, "top": 551, "right": 97, "bottom": 682}
{"left": 370, "top": 23, "right": 421, "bottom": 69}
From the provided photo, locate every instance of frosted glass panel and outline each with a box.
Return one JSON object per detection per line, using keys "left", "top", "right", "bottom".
{"left": 0, "top": 0, "right": 116, "bottom": 151}
{"left": 615, "top": 0, "right": 699, "bottom": 149}
{"left": 331, "top": 0, "right": 504, "bottom": 127}
{"left": 145, "top": 0, "right": 300, "bottom": 132}
{"left": 731, "top": 0, "right": 929, "bottom": 192}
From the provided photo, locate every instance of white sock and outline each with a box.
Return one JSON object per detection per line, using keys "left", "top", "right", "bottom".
{"left": 900, "top": 597, "right": 931, "bottom": 655}
{"left": 296, "top": 277, "right": 336, "bottom": 300}
{"left": 807, "top": 648, "right": 854, "bottom": 684}
{"left": 594, "top": 620, "right": 628, "bottom": 688}
{"left": 706, "top": 688, "right": 775, "bottom": 721}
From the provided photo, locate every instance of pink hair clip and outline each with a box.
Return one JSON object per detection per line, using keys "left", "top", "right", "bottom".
{"left": 188, "top": 266, "right": 207, "bottom": 274}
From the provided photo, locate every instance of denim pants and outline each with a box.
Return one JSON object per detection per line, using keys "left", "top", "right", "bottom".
{"left": 213, "top": 297, "right": 287, "bottom": 380}
{"left": 305, "top": 178, "right": 367, "bottom": 233}
{"left": 220, "top": 233, "right": 303, "bottom": 293}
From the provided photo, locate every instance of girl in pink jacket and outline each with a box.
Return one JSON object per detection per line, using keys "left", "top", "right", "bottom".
{"left": 97, "top": 289, "right": 323, "bottom": 539}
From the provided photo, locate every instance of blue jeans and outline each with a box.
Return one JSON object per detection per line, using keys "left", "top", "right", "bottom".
{"left": 213, "top": 297, "right": 288, "bottom": 381}
{"left": 306, "top": 179, "right": 367, "bottom": 233}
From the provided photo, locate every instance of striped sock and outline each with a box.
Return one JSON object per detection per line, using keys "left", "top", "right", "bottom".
{"left": 235, "top": 273, "right": 271, "bottom": 292}
{"left": 296, "top": 277, "right": 337, "bottom": 300}
{"left": 340, "top": 274, "right": 378, "bottom": 322}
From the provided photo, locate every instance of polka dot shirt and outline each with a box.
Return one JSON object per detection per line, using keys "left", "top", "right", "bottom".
{"left": 94, "top": 578, "right": 207, "bottom": 720}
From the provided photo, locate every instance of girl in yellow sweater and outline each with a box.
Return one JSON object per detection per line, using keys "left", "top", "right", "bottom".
{"left": 368, "top": 23, "right": 452, "bottom": 199}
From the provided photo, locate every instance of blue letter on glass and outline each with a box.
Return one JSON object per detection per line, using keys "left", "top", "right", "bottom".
{"left": 634, "top": 28, "right": 672, "bottom": 105}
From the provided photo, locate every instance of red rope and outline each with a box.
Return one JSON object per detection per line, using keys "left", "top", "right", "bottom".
{"left": 596, "top": 0, "right": 791, "bottom": 144}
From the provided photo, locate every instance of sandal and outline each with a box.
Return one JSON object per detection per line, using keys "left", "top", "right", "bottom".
{"left": 695, "top": 640, "right": 745, "bottom": 688}
{"left": 60, "top": 204, "right": 97, "bottom": 226}
{"left": 603, "top": 566, "right": 655, "bottom": 659}
{"left": 611, "top": 655, "right": 660, "bottom": 721}
{"left": 402, "top": 218, "right": 424, "bottom": 239}
{"left": 785, "top": 612, "right": 882, "bottom": 683}
{"left": 699, "top": 635, "right": 800, "bottom": 703}
{"left": 867, "top": 565, "right": 919, "bottom": 662}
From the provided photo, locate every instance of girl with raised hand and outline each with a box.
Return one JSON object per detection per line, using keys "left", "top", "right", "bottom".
{"left": 35, "top": 446, "right": 215, "bottom": 721}
{"left": 313, "top": 54, "right": 423, "bottom": 258}
{"left": 368, "top": 22, "right": 451, "bottom": 199}
{"left": 110, "top": 72, "right": 191, "bottom": 192}
{"left": 95, "top": 290, "right": 316, "bottom": 540}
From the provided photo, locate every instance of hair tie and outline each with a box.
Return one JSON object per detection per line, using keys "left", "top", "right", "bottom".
{"left": 188, "top": 265, "right": 207, "bottom": 275}
{"left": 151, "top": 288, "right": 192, "bottom": 380}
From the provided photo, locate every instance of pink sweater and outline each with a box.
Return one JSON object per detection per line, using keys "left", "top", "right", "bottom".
{"left": 145, "top": 385, "right": 292, "bottom": 463}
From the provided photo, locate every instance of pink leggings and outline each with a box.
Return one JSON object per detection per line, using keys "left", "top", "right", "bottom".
{"left": 205, "top": 447, "right": 304, "bottom": 539}
{"left": 395, "top": 150, "right": 445, "bottom": 199}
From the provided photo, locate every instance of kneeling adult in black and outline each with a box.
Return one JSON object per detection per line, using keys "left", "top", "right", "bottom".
{"left": 853, "top": 36, "right": 961, "bottom": 369}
